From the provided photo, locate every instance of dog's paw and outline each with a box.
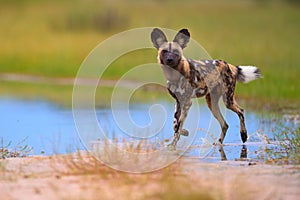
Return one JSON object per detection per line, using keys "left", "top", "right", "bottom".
{"left": 213, "top": 139, "right": 223, "bottom": 146}
{"left": 241, "top": 131, "right": 248, "bottom": 143}
{"left": 179, "top": 129, "right": 189, "bottom": 136}
{"left": 167, "top": 144, "right": 176, "bottom": 151}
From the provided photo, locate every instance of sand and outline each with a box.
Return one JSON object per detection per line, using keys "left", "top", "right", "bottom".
{"left": 0, "top": 154, "right": 299, "bottom": 200}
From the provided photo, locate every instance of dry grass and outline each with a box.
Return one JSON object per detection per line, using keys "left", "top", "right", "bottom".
{"left": 1, "top": 149, "right": 300, "bottom": 200}
{"left": 45, "top": 151, "right": 215, "bottom": 200}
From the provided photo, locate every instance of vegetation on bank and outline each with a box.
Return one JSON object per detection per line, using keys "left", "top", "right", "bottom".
{"left": 0, "top": 137, "right": 32, "bottom": 159}
{"left": 0, "top": 0, "right": 299, "bottom": 107}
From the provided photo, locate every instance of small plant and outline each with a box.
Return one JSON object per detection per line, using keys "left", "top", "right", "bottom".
{"left": 0, "top": 137, "right": 33, "bottom": 159}
{"left": 278, "top": 125, "right": 300, "bottom": 163}
{"left": 266, "top": 124, "right": 300, "bottom": 164}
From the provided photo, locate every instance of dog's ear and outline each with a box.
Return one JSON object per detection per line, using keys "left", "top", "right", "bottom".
{"left": 173, "top": 28, "right": 190, "bottom": 49}
{"left": 151, "top": 28, "right": 168, "bottom": 49}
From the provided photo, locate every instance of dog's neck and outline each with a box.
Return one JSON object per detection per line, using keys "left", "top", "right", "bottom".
{"left": 160, "top": 56, "right": 190, "bottom": 83}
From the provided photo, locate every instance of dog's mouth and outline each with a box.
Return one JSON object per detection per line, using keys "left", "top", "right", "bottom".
{"left": 161, "top": 57, "right": 179, "bottom": 67}
{"left": 166, "top": 59, "right": 175, "bottom": 65}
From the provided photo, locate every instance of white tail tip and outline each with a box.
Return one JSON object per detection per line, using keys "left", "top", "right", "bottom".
{"left": 237, "top": 66, "right": 262, "bottom": 83}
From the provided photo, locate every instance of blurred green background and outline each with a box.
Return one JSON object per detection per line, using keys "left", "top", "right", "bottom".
{"left": 0, "top": 0, "right": 299, "bottom": 108}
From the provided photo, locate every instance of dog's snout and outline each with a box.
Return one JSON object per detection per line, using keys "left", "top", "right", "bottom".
{"left": 167, "top": 57, "right": 173, "bottom": 62}
{"left": 166, "top": 53, "right": 175, "bottom": 63}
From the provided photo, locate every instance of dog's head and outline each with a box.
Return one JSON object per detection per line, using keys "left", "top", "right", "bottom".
{"left": 151, "top": 28, "right": 190, "bottom": 68}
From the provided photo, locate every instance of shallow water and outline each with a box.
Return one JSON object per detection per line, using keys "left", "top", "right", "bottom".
{"left": 0, "top": 98, "right": 295, "bottom": 163}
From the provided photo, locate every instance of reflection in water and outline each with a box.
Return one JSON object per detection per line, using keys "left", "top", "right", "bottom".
{"left": 217, "top": 145, "right": 247, "bottom": 161}
{"left": 218, "top": 146, "right": 227, "bottom": 161}
{"left": 240, "top": 145, "right": 247, "bottom": 159}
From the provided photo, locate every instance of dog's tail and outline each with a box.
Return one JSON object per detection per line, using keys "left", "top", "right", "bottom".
{"left": 236, "top": 66, "right": 262, "bottom": 83}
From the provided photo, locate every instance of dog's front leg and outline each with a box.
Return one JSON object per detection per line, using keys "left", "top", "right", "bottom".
{"left": 167, "top": 101, "right": 181, "bottom": 150}
{"left": 173, "top": 99, "right": 181, "bottom": 134}
{"left": 172, "top": 100, "right": 189, "bottom": 135}
{"left": 168, "top": 96, "right": 192, "bottom": 150}
{"left": 176, "top": 99, "right": 192, "bottom": 137}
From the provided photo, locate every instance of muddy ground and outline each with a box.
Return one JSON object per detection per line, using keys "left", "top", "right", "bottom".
{"left": 0, "top": 153, "right": 299, "bottom": 200}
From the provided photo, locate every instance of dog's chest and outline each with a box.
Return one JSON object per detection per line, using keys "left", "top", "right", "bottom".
{"left": 164, "top": 59, "right": 222, "bottom": 98}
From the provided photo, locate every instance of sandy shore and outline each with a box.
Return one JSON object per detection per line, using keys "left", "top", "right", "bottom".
{"left": 1, "top": 154, "right": 299, "bottom": 200}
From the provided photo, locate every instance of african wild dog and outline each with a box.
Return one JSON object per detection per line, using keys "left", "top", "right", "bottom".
{"left": 151, "top": 28, "right": 262, "bottom": 150}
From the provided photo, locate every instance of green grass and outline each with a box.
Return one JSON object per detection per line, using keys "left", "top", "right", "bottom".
{"left": 271, "top": 124, "right": 300, "bottom": 164}
{"left": 0, "top": 0, "right": 299, "bottom": 107}
{"left": 0, "top": 81, "right": 74, "bottom": 107}
{"left": 0, "top": 81, "right": 170, "bottom": 108}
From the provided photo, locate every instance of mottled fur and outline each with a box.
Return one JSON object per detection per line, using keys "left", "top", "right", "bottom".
{"left": 151, "top": 28, "right": 262, "bottom": 149}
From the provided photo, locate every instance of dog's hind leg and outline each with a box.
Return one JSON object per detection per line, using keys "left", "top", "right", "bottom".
{"left": 223, "top": 94, "right": 247, "bottom": 143}
{"left": 205, "top": 93, "right": 228, "bottom": 144}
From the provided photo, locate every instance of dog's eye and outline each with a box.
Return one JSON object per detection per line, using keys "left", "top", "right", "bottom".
{"left": 173, "top": 50, "right": 180, "bottom": 55}
{"left": 161, "top": 50, "right": 168, "bottom": 54}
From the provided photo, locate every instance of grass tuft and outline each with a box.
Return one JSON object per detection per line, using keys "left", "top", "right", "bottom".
{"left": 0, "top": 137, "right": 33, "bottom": 159}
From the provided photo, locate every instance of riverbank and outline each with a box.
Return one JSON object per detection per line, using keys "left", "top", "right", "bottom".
{"left": 1, "top": 153, "right": 299, "bottom": 200}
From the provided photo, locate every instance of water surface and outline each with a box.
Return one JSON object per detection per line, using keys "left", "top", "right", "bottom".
{"left": 0, "top": 98, "right": 292, "bottom": 163}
